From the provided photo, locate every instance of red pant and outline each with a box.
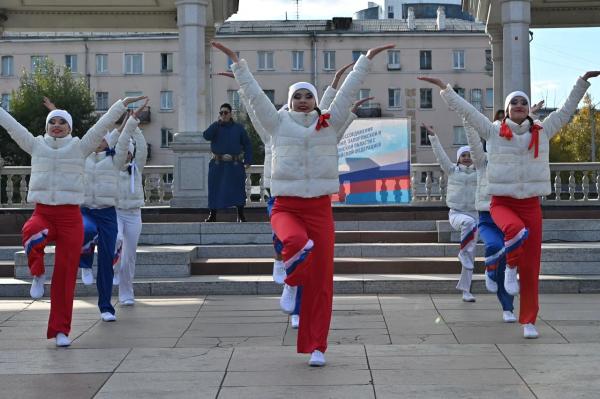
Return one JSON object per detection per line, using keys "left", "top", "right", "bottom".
{"left": 490, "top": 196, "right": 542, "bottom": 325}
{"left": 22, "top": 204, "right": 84, "bottom": 338}
{"left": 270, "top": 196, "right": 335, "bottom": 354}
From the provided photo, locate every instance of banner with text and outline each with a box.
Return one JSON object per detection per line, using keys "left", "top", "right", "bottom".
{"left": 333, "top": 118, "right": 411, "bottom": 205}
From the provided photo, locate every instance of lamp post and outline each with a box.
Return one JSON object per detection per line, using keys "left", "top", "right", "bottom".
{"left": 592, "top": 101, "right": 599, "bottom": 162}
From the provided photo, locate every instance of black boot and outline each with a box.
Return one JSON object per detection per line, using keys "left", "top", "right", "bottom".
{"left": 236, "top": 206, "right": 247, "bottom": 222}
{"left": 204, "top": 209, "right": 217, "bottom": 222}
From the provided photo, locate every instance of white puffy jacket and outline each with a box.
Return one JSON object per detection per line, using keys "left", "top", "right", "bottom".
{"left": 429, "top": 134, "right": 477, "bottom": 212}
{"left": 232, "top": 56, "right": 369, "bottom": 197}
{"left": 117, "top": 127, "right": 147, "bottom": 209}
{"left": 463, "top": 123, "right": 490, "bottom": 211}
{"left": 440, "top": 77, "right": 590, "bottom": 198}
{"left": 0, "top": 100, "right": 126, "bottom": 205}
{"left": 82, "top": 116, "right": 139, "bottom": 208}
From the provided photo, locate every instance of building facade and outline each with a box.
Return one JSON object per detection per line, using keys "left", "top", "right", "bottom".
{"left": 0, "top": 32, "right": 179, "bottom": 166}
{"left": 211, "top": 15, "right": 493, "bottom": 164}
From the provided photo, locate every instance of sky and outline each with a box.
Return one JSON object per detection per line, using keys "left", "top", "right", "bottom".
{"left": 229, "top": 0, "right": 600, "bottom": 108}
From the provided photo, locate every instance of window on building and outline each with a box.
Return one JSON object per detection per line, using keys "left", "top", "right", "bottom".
{"left": 453, "top": 126, "right": 467, "bottom": 145}
{"left": 485, "top": 49, "right": 493, "bottom": 71}
{"left": 470, "top": 88, "right": 483, "bottom": 111}
{"left": 161, "top": 53, "right": 173, "bottom": 73}
{"left": 420, "top": 50, "right": 432, "bottom": 70}
{"left": 65, "top": 54, "right": 78, "bottom": 72}
{"left": 96, "top": 54, "right": 108, "bottom": 74}
{"left": 95, "top": 92, "right": 109, "bottom": 111}
{"left": 124, "top": 53, "right": 143, "bottom": 74}
{"left": 452, "top": 50, "right": 465, "bottom": 70}
{"left": 292, "top": 51, "right": 304, "bottom": 71}
{"left": 31, "top": 56, "right": 48, "bottom": 72}
{"left": 227, "top": 51, "right": 240, "bottom": 70}
{"left": 388, "top": 88, "right": 402, "bottom": 108}
{"left": 124, "top": 91, "right": 143, "bottom": 109}
{"left": 323, "top": 51, "right": 336, "bottom": 70}
{"left": 485, "top": 88, "right": 494, "bottom": 108}
{"left": 420, "top": 125, "right": 430, "bottom": 146}
{"left": 352, "top": 50, "right": 366, "bottom": 62}
{"left": 160, "top": 91, "right": 174, "bottom": 111}
{"left": 455, "top": 87, "right": 466, "bottom": 99}
{"left": 357, "top": 89, "right": 371, "bottom": 107}
{"left": 161, "top": 128, "right": 174, "bottom": 148}
{"left": 387, "top": 50, "right": 401, "bottom": 70}
{"left": 1, "top": 56, "right": 14, "bottom": 77}
{"left": 227, "top": 89, "right": 241, "bottom": 111}
{"left": 1, "top": 93, "right": 11, "bottom": 112}
{"left": 258, "top": 51, "right": 274, "bottom": 70}
{"left": 263, "top": 90, "right": 275, "bottom": 104}
{"left": 387, "top": 5, "right": 394, "bottom": 18}
{"left": 420, "top": 88, "right": 432, "bottom": 109}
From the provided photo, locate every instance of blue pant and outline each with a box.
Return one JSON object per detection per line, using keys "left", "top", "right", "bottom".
{"left": 80, "top": 207, "right": 118, "bottom": 315}
{"left": 478, "top": 211, "right": 514, "bottom": 312}
{"left": 268, "top": 196, "right": 303, "bottom": 317}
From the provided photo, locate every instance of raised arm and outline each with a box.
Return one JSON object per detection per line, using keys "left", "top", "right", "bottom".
{"left": 418, "top": 76, "right": 494, "bottom": 140}
{"left": 464, "top": 122, "right": 486, "bottom": 170}
{"left": 213, "top": 41, "right": 280, "bottom": 134}
{"left": 239, "top": 88, "right": 269, "bottom": 144}
{"left": 328, "top": 44, "right": 394, "bottom": 134}
{"left": 0, "top": 107, "right": 36, "bottom": 154}
{"left": 131, "top": 128, "right": 148, "bottom": 170}
{"left": 424, "top": 124, "right": 455, "bottom": 174}
{"left": 113, "top": 99, "right": 147, "bottom": 170}
{"left": 335, "top": 96, "right": 372, "bottom": 141}
{"left": 80, "top": 96, "right": 144, "bottom": 156}
{"left": 541, "top": 72, "right": 597, "bottom": 138}
{"left": 202, "top": 121, "right": 220, "bottom": 141}
{"left": 320, "top": 62, "right": 355, "bottom": 110}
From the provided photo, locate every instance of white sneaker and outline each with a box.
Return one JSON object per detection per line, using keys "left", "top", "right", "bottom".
{"left": 503, "top": 311, "right": 517, "bottom": 323}
{"left": 279, "top": 284, "right": 297, "bottom": 314}
{"left": 462, "top": 291, "right": 476, "bottom": 302}
{"left": 30, "top": 274, "right": 45, "bottom": 299}
{"left": 81, "top": 268, "right": 94, "bottom": 285}
{"left": 272, "top": 260, "right": 286, "bottom": 285}
{"left": 120, "top": 299, "right": 135, "bottom": 306}
{"left": 112, "top": 272, "right": 120, "bottom": 286}
{"left": 485, "top": 272, "right": 498, "bottom": 293}
{"left": 504, "top": 266, "right": 520, "bottom": 296}
{"left": 523, "top": 323, "right": 539, "bottom": 339}
{"left": 55, "top": 333, "right": 71, "bottom": 347}
{"left": 291, "top": 314, "right": 300, "bottom": 329}
{"left": 101, "top": 312, "right": 116, "bottom": 322}
{"left": 309, "top": 350, "right": 326, "bottom": 367}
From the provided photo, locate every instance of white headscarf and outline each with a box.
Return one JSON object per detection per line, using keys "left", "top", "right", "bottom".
{"left": 287, "top": 82, "right": 319, "bottom": 109}
{"left": 504, "top": 91, "right": 531, "bottom": 114}
{"left": 45, "top": 109, "right": 73, "bottom": 131}
{"left": 456, "top": 145, "right": 471, "bottom": 162}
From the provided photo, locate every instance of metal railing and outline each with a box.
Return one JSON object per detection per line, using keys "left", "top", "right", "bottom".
{"left": 3, "top": 163, "right": 600, "bottom": 208}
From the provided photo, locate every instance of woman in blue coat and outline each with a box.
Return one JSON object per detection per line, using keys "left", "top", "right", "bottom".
{"left": 203, "top": 103, "right": 253, "bottom": 222}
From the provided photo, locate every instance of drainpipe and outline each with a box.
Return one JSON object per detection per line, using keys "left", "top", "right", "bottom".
{"left": 311, "top": 31, "right": 317, "bottom": 88}
{"left": 84, "top": 37, "right": 90, "bottom": 89}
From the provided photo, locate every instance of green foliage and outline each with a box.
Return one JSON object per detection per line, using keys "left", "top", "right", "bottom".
{"left": 235, "top": 111, "right": 265, "bottom": 166}
{"left": 0, "top": 59, "right": 97, "bottom": 165}
{"left": 550, "top": 94, "right": 600, "bottom": 162}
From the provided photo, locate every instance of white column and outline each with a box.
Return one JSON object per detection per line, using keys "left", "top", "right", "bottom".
{"left": 487, "top": 24, "right": 504, "bottom": 113}
{"left": 501, "top": 0, "right": 531, "bottom": 98}
{"left": 170, "top": 0, "right": 211, "bottom": 207}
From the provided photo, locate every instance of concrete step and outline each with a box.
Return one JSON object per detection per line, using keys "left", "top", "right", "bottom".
{"left": 191, "top": 256, "right": 486, "bottom": 275}
{"left": 0, "top": 234, "right": 20, "bottom": 246}
{"left": 0, "top": 246, "right": 21, "bottom": 261}
{"left": 0, "top": 261, "right": 14, "bottom": 278}
{"left": 439, "top": 219, "right": 600, "bottom": 243}
{"left": 1, "top": 274, "right": 599, "bottom": 297}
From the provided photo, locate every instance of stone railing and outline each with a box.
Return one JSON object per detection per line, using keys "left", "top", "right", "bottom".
{"left": 3, "top": 163, "right": 600, "bottom": 207}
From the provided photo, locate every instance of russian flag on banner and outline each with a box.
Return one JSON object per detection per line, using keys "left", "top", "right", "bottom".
{"left": 335, "top": 118, "right": 411, "bottom": 204}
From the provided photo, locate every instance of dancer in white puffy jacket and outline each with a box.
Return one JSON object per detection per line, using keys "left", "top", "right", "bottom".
{"left": 424, "top": 124, "right": 478, "bottom": 302}
{"left": 212, "top": 40, "right": 392, "bottom": 367}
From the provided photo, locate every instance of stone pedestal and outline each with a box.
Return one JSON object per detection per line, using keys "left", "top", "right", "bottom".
{"left": 501, "top": 0, "right": 531, "bottom": 97}
{"left": 487, "top": 24, "right": 504, "bottom": 113}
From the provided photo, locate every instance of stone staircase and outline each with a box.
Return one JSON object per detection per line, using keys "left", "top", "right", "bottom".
{"left": 2, "top": 209, "right": 600, "bottom": 296}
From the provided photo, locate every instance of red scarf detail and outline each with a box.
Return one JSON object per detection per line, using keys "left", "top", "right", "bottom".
{"left": 528, "top": 124, "right": 543, "bottom": 158}
{"left": 499, "top": 122, "right": 513, "bottom": 140}
{"left": 316, "top": 113, "right": 331, "bottom": 131}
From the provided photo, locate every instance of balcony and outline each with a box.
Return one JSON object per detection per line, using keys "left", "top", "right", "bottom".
{"left": 355, "top": 102, "right": 382, "bottom": 118}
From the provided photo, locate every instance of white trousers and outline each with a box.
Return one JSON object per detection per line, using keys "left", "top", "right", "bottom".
{"left": 116, "top": 208, "right": 142, "bottom": 302}
{"left": 449, "top": 209, "right": 478, "bottom": 292}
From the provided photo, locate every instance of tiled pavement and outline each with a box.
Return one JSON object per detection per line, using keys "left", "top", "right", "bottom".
{"left": 1, "top": 294, "right": 600, "bottom": 398}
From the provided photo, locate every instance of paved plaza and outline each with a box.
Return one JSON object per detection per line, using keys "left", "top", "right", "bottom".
{"left": 1, "top": 294, "right": 600, "bottom": 398}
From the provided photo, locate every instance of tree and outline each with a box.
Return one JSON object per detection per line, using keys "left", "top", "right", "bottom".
{"left": 550, "top": 94, "right": 600, "bottom": 162}
{"left": 0, "top": 59, "right": 98, "bottom": 165}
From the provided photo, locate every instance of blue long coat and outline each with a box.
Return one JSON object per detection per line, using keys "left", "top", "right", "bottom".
{"left": 203, "top": 120, "right": 253, "bottom": 209}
